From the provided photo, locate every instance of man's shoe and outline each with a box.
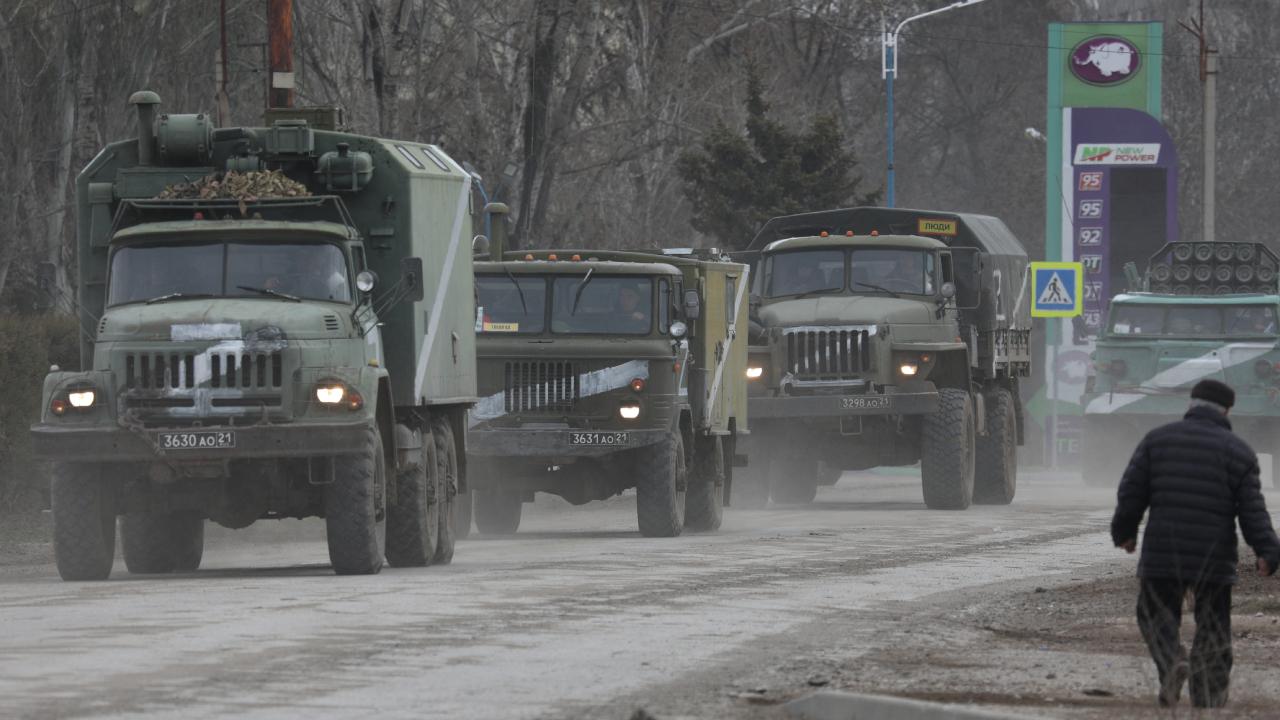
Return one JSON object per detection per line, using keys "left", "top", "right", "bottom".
{"left": 1159, "top": 660, "right": 1189, "bottom": 707}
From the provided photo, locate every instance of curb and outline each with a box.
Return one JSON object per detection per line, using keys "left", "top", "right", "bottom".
{"left": 785, "top": 691, "right": 1038, "bottom": 720}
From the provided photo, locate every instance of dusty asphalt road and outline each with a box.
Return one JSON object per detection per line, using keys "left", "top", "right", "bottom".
{"left": 2, "top": 470, "right": 1276, "bottom": 719}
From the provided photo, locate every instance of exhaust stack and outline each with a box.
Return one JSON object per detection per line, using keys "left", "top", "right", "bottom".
{"left": 128, "top": 91, "right": 161, "bottom": 166}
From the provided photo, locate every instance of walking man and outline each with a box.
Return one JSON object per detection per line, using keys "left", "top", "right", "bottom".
{"left": 1111, "top": 379, "right": 1280, "bottom": 708}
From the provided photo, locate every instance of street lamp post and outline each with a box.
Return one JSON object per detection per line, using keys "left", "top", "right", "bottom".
{"left": 882, "top": 0, "right": 992, "bottom": 207}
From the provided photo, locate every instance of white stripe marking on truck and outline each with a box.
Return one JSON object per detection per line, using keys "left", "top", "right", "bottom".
{"left": 706, "top": 267, "right": 749, "bottom": 413}
{"left": 414, "top": 175, "right": 473, "bottom": 402}
{"left": 468, "top": 359, "right": 650, "bottom": 428}
{"left": 1085, "top": 342, "right": 1275, "bottom": 414}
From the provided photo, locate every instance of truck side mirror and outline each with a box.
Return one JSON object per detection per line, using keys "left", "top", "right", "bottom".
{"left": 683, "top": 289, "right": 701, "bottom": 320}
{"left": 401, "top": 257, "right": 425, "bottom": 303}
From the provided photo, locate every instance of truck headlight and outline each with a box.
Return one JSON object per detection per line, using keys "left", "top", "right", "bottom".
{"left": 746, "top": 366, "right": 764, "bottom": 379}
{"left": 898, "top": 363, "right": 918, "bottom": 377}
{"left": 315, "top": 384, "right": 346, "bottom": 404}
{"left": 619, "top": 404, "right": 641, "bottom": 420}
{"left": 68, "top": 389, "right": 96, "bottom": 408}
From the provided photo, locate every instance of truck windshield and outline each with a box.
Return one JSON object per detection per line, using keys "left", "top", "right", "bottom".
{"left": 766, "top": 248, "right": 934, "bottom": 297}
{"left": 1109, "top": 304, "right": 1278, "bottom": 337}
{"left": 108, "top": 241, "right": 352, "bottom": 306}
{"left": 476, "top": 274, "right": 548, "bottom": 333}
{"left": 551, "top": 275, "right": 653, "bottom": 335}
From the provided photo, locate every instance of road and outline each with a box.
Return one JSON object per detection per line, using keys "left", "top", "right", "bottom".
{"left": 0, "top": 470, "right": 1254, "bottom": 719}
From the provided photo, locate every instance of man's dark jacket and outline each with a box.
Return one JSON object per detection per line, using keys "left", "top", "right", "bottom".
{"left": 1111, "top": 405, "right": 1280, "bottom": 585}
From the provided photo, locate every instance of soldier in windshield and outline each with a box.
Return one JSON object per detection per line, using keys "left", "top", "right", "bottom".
{"left": 263, "top": 248, "right": 349, "bottom": 301}
{"left": 614, "top": 283, "right": 651, "bottom": 332}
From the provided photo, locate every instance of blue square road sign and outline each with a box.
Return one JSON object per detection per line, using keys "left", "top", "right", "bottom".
{"left": 1030, "top": 262, "right": 1083, "bottom": 318}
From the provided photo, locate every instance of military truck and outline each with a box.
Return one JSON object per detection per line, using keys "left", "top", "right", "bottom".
{"left": 30, "top": 92, "right": 477, "bottom": 580}
{"left": 736, "top": 207, "right": 1031, "bottom": 509}
{"left": 1081, "top": 241, "right": 1280, "bottom": 487}
{"left": 463, "top": 216, "right": 748, "bottom": 536}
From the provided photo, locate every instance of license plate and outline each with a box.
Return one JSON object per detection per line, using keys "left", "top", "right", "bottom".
{"left": 157, "top": 430, "right": 236, "bottom": 450}
{"left": 568, "top": 432, "right": 629, "bottom": 446}
{"left": 841, "top": 395, "right": 890, "bottom": 410}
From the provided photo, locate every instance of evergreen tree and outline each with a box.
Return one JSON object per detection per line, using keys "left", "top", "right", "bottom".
{"left": 677, "top": 68, "right": 880, "bottom": 248}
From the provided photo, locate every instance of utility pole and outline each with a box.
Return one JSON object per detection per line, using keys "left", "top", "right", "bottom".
{"left": 1180, "top": 0, "right": 1216, "bottom": 243}
{"left": 216, "top": 0, "right": 231, "bottom": 125}
{"left": 267, "top": 0, "right": 294, "bottom": 109}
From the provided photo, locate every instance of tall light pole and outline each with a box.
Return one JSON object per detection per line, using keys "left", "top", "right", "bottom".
{"left": 882, "top": 0, "right": 992, "bottom": 207}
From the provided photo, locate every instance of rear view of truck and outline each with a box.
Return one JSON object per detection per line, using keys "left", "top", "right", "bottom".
{"left": 31, "top": 92, "right": 477, "bottom": 579}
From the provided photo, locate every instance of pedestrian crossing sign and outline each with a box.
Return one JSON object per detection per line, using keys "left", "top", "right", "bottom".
{"left": 1030, "top": 261, "right": 1083, "bottom": 317}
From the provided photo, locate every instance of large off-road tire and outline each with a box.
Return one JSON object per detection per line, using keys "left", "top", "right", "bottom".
{"left": 685, "top": 436, "right": 725, "bottom": 532}
{"left": 636, "top": 431, "right": 687, "bottom": 537}
{"left": 122, "top": 511, "right": 205, "bottom": 574}
{"left": 385, "top": 424, "right": 439, "bottom": 567}
{"left": 51, "top": 463, "right": 116, "bottom": 581}
{"left": 770, "top": 457, "right": 820, "bottom": 504}
{"left": 921, "top": 388, "right": 976, "bottom": 510}
{"left": 430, "top": 416, "right": 458, "bottom": 565}
{"left": 474, "top": 489, "right": 522, "bottom": 534}
{"left": 974, "top": 387, "right": 1017, "bottom": 505}
{"left": 453, "top": 490, "right": 473, "bottom": 540}
{"left": 817, "top": 462, "right": 842, "bottom": 487}
{"left": 325, "top": 424, "right": 386, "bottom": 575}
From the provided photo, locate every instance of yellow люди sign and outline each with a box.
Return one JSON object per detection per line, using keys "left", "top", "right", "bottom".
{"left": 917, "top": 218, "right": 957, "bottom": 236}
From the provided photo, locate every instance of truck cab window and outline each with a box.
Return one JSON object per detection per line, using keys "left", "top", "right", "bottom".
{"left": 767, "top": 250, "right": 844, "bottom": 298}
{"left": 475, "top": 274, "right": 547, "bottom": 333}
{"left": 551, "top": 276, "right": 653, "bottom": 335}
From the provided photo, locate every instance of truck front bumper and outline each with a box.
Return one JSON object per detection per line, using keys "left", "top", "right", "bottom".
{"left": 468, "top": 425, "right": 668, "bottom": 458}
{"left": 748, "top": 385, "right": 939, "bottom": 420}
{"left": 29, "top": 420, "right": 370, "bottom": 463}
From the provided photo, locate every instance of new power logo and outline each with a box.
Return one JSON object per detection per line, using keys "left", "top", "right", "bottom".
{"left": 1074, "top": 143, "right": 1160, "bottom": 165}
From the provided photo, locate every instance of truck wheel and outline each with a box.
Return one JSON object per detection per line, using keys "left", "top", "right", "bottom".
{"left": 430, "top": 416, "right": 458, "bottom": 565}
{"left": 817, "top": 462, "right": 842, "bottom": 486}
{"left": 770, "top": 458, "right": 819, "bottom": 504}
{"left": 974, "top": 387, "right": 1017, "bottom": 505}
{"left": 122, "top": 511, "right": 205, "bottom": 574}
{"left": 636, "top": 431, "right": 687, "bottom": 537}
{"left": 51, "top": 463, "right": 116, "bottom": 581}
{"left": 685, "top": 436, "right": 725, "bottom": 532}
{"left": 474, "top": 489, "right": 522, "bottom": 534}
{"left": 385, "top": 424, "right": 439, "bottom": 567}
{"left": 454, "top": 490, "right": 473, "bottom": 540}
{"left": 730, "top": 463, "right": 771, "bottom": 509}
{"left": 169, "top": 512, "right": 205, "bottom": 572}
{"left": 921, "top": 388, "right": 975, "bottom": 510}
{"left": 326, "top": 424, "right": 386, "bottom": 575}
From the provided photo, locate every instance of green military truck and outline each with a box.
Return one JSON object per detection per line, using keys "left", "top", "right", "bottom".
{"left": 736, "top": 207, "right": 1031, "bottom": 509}
{"left": 30, "top": 92, "right": 477, "bottom": 579}
{"left": 1081, "top": 241, "right": 1280, "bottom": 486}
{"left": 464, "top": 217, "right": 748, "bottom": 536}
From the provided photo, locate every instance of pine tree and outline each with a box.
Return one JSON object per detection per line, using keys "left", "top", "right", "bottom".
{"left": 677, "top": 67, "right": 880, "bottom": 248}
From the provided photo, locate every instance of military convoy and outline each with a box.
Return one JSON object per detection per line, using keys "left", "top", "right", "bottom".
{"left": 34, "top": 91, "right": 1043, "bottom": 580}
{"left": 31, "top": 92, "right": 477, "bottom": 579}
{"left": 463, "top": 214, "right": 749, "bottom": 536}
{"left": 1081, "top": 241, "right": 1280, "bottom": 486}
{"left": 735, "top": 208, "right": 1031, "bottom": 510}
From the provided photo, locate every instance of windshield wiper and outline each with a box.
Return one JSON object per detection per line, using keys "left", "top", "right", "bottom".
{"left": 503, "top": 267, "right": 528, "bottom": 315}
{"left": 570, "top": 268, "right": 595, "bottom": 316}
{"left": 236, "top": 285, "right": 302, "bottom": 302}
{"left": 144, "top": 292, "right": 214, "bottom": 305}
{"left": 855, "top": 281, "right": 901, "bottom": 298}
{"left": 789, "top": 286, "right": 844, "bottom": 299}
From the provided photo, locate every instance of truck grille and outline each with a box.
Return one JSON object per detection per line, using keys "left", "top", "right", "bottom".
{"left": 504, "top": 361, "right": 578, "bottom": 414}
{"left": 785, "top": 327, "right": 872, "bottom": 380}
{"left": 123, "top": 351, "right": 284, "bottom": 389}
{"left": 125, "top": 353, "right": 196, "bottom": 389}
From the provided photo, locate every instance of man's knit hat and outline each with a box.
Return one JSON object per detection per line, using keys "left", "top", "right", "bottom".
{"left": 1191, "top": 379, "right": 1235, "bottom": 409}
